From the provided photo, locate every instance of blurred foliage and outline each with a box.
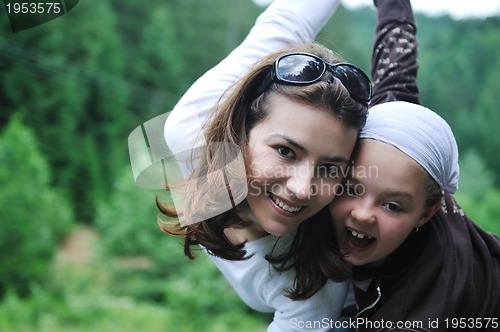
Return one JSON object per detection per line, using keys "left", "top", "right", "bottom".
{"left": 94, "top": 167, "right": 187, "bottom": 302}
{"left": 455, "top": 150, "right": 500, "bottom": 235}
{"left": 0, "top": 245, "right": 269, "bottom": 332}
{"left": 416, "top": 14, "right": 500, "bottom": 180}
{"left": 0, "top": 117, "right": 74, "bottom": 297}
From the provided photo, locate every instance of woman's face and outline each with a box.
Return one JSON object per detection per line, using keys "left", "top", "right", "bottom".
{"left": 330, "top": 139, "right": 436, "bottom": 267}
{"left": 245, "top": 93, "right": 358, "bottom": 236}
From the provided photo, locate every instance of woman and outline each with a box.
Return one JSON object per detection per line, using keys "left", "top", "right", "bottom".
{"left": 159, "top": 0, "right": 371, "bottom": 330}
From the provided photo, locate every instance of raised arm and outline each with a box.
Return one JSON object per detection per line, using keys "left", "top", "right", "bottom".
{"left": 370, "top": 0, "right": 420, "bottom": 105}
{"left": 164, "top": 0, "right": 341, "bottom": 177}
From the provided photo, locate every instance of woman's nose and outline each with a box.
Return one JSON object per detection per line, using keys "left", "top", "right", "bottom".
{"left": 286, "top": 168, "right": 314, "bottom": 200}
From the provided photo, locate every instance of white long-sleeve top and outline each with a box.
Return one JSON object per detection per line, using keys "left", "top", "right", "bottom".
{"left": 207, "top": 232, "right": 348, "bottom": 332}
{"left": 164, "top": 0, "right": 348, "bottom": 331}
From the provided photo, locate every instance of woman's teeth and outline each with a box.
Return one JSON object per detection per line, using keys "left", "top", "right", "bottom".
{"left": 269, "top": 193, "right": 302, "bottom": 213}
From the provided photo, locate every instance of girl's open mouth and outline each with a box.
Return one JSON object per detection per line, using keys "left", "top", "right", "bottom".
{"left": 346, "top": 227, "right": 376, "bottom": 250}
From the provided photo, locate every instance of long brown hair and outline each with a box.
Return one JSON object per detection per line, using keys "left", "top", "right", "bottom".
{"left": 157, "top": 42, "right": 368, "bottom": 299}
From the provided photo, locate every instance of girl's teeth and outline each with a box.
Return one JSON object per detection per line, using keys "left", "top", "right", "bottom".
{"left": 349, "top": 228, "right": 371, "bottom": 240}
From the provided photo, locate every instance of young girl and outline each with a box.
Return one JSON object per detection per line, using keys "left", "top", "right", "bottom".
{"left": 159, "top": 0, "right": 371, "bottom": 330}
{"left": 324, "top": 2, "right": 500, "bottom": 329}
{"left": 329, "top": 87, "right": 500, "bottom": 332}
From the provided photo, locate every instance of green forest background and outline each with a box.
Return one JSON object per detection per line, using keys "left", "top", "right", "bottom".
{"left": 1, "top": 1, "right": 499, "bottom": 331}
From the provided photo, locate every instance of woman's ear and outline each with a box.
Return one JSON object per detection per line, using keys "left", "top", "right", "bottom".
{"left": 417, "top": 201, "right": 441, "bottom": 228}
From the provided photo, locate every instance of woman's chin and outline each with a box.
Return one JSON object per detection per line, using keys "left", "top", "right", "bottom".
{"left": 260, "top": 221, "right": 297, "bottom": 237}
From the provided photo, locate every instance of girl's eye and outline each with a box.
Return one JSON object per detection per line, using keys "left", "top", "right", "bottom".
{"left": 277, "top": 146, "right": 294, "bottom": 158}
{"left": 383, "top": 202, "right": 403, "bottom": 213}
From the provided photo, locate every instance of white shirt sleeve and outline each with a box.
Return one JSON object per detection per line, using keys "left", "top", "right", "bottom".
{"left": 164, "top": 0, "right": 341, "bottom": 177}
{"left": 206, "top": 234, "right": 349, "bottom": 332}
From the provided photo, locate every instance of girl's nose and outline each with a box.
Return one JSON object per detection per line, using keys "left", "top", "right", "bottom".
{"left": 350, "top": 200, "right": 376, "bottom": 224}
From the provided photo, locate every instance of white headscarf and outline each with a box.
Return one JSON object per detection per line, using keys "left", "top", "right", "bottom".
{"left": 360, "top": 101, "right": 459, "bottom": 193}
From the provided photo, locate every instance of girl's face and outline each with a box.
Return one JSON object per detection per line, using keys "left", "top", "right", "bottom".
{"left": 245, "top": 93, "right": 358, "bottom": 236}
{"left": 330, "top": 139, "right": 437, "bottom": 267}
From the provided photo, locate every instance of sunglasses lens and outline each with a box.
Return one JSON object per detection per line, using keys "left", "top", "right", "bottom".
{"left": 334, "top": 65, "right": 372, "bottom": 103}
{"left": 276, "top": 54, "right": 325, "bottom": 83}
{"left": 257, "top": 53, "right": 371, "bottom": 103}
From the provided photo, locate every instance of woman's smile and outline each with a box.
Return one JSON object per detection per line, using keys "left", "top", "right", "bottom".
{"left": 267, "top": 191, "right": 306, "bottom": 215}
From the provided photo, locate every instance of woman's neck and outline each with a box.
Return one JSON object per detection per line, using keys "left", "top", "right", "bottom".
{"left": 224, "top": 200, "right": 268, "bottom": 244}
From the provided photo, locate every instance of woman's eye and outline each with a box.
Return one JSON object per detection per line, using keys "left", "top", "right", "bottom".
{"left": 277, "top": 146, "right": 294, "bottom": 158}
{"left": 383, "top": 202, "right": 403, "bottom": 213}
{"left": 337, "top": 181, "right": 360, "bottom": 197}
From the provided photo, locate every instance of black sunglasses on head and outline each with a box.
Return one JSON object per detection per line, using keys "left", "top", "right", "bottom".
{"left": 254, "top": 52, "right": 372, "bottom": 104}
